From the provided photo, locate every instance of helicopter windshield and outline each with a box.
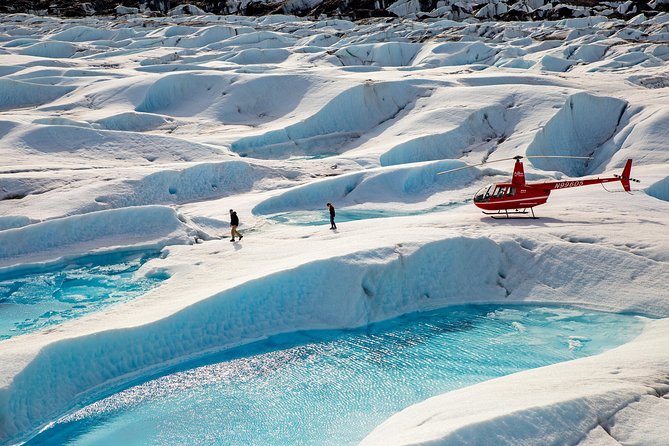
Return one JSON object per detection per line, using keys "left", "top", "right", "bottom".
{"left": 475, "top": 185, "right": 517, "bottom": 202}
{"left": 474, "top": 184, "right": 494, "bottom": 202}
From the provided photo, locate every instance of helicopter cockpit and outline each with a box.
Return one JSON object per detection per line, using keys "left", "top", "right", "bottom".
{"left": 474, "top": 185, "right": 516, "bottom": 203}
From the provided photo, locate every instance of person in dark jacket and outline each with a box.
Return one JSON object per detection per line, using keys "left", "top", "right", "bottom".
{"left": 229, "top": 209, "right": 243, "bottom": 242}
{"left": 326, "top": 202, "right": 336, "bottom": 230}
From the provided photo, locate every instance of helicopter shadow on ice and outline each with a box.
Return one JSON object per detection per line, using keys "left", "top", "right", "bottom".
{"left": 479, "top": 215, "right": 625, "bottom": 226}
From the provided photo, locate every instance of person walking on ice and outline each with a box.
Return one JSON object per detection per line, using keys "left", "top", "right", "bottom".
{"left": 229, "top": 209, "right": 243, "bottom": 242}
{"left": 327, "top": 202, "right": 336, "bottom": 230}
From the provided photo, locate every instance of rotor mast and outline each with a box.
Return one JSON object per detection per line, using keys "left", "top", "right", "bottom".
{"left": 511, "top": 156, "right": 525, "bottom": 186}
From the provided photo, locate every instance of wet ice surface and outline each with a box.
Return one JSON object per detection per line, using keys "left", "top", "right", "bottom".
{"left": 267, "top": 203, "right": 462, "bottom": 226}
{"left": 29, "top": 305, "right": 644, "bottom": 446}
{"left": 0, "top": 251, "right": 167, "bottom": 339}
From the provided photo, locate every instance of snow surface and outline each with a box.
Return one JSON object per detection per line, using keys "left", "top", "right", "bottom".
{"left": 0, "top": 11, "right": 668, "bottom": 446}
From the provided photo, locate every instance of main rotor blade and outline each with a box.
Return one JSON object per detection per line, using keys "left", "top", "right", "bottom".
{"left": 525, "top": 155, "right": 594, "bottom": 159}
{"left": 436, "top": 157, "right": 517, "bottom": 175}
{"left": 436, "top": 155, "right": 593, "bottom": 176}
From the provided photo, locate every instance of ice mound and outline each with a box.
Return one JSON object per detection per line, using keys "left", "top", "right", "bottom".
{"left": 0, "top": 120, "right": 19, "bottom": 138}
{"left": 231, "top": 81, "right": 427, "bottom": 159}
{"left": 95, "top": 112, "right": 173, "bottom": 132}
{"left": 32, "top": 117, "right": 92, "bottom": 128}
{"left": 627, "top": 74, "right": 669, "bottom": 89}
{"left": 175, "top": 25, "right": 249, "bottom": 49}
{"left": 646, "top": 176, "right": 669, "bottom": 202}
{"left": 145, "top": 25, "right": 198, "bottom": 38}
{"left": 253, "top": 160, "right": 470, "bottom": 214}
{"left": 0, "top": 176, "right": 54, "bottom": 201}
{"left": 615, "top": 108, "right": 669, "bottom": 165}
{"left": 18, "top": 125, "right": 221, "bottom": 162}
{"left": 18, "top": 41, "right": 80, "bottom": 58}
{"left": 48, "top": 26, "right": 117, "bottom": 42}
{"left": 0, "top": 215, "right": 34, "bottom": 231}
{"left": 0, "top": 66, "right": 25, "bottom": 76}
{"left": 136, "top": 72, "right": 235, "bottom": 117}
{"left": 565, "top": 43, "right": 609, "bottom": 63}
{"left": 136, "top": 63, "right": 216, "bottom": 73}
{"left": 536, "top": 54, "right": 576, "bottom": 72}
{"left": 333, "top": 42, "right": 421, "bottom": 67}
{"left": 10, "top": 68, "right": 67, "bottom": 81}
{"left": 209, "top": 74, "right": 310, "bottom": 125}
{"left": 297, "top": 33, "right": 340, "bottom": 47}
{"left": 526, "top": 93, "right": 627, "bottom": 176}
{"left": 95, "top": 161, "right": 267, "bottom": 208}
{"left": 0, "top": 79, "right": 75, "bottom": 111}
{"left": 4, "top": 38, "right": 40, "bottom": 48}
{"left": 591, "top": 52, "right": 664, "bottom": 71}
{"left": 253, "top": 171, "right": 365, "bottom": 214}
{"left": 0, "top": 206, "right": 190, "bottom": 267}
{"left": 413, "top": 42, "right": 499, "bottom": 67}
{"left": 209, "top": 30, "right": 296, "bottom": 50}
{"left": 225, "top": 48, "right": 291, "bottom": 64}
{"left": 380, "top": 103, "right": 515, "bottom": 166}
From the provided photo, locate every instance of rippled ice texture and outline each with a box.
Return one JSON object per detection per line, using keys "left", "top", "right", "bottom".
{"left": 29, "top": 305, "right": 644, "bottom": 445}
{"left": 0, "top": 251, "right": 165, "bottom": 339}
{"left": 268, "top": 203, "right": 461, "bottom": 226}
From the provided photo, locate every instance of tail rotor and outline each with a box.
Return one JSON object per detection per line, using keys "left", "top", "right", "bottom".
{"left": 614, "top": 159, "right": 640, "bottom": 192}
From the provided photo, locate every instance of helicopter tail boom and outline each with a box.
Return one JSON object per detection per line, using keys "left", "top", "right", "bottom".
{"left": 539, "top": 159, "right": 638, "bottom": 192}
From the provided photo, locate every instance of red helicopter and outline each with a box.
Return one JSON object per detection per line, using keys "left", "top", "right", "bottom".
{"left": 438, "top": 155, "right": 639, "bottom": 218}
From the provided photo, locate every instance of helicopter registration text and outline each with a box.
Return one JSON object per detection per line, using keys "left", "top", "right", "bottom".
{"left": 554, "top": 180, "right": 584, "bottom": 189}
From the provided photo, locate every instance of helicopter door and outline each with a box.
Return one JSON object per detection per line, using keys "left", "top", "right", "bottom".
{"left": 492, "top": 186, "right": 516, "bottom": 198}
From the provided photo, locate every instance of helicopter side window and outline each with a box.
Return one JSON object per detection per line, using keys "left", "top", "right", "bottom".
{"left": 494, "top": 187, "right": 505, "bottom": 198}
{"left": 507, "top": 187, "right": 515, "bottom": 196}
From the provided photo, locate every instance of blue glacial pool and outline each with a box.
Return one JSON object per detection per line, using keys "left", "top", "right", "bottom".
{"left": 267, "top": 202, "right": 463, "bottom": 226}
{"left": 0, "top": 250, "right": 167, "bottom": 340}
{"left": 27, "top": 305, "right": 644, "bottom": 446}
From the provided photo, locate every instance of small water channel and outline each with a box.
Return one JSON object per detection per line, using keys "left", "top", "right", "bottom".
{"left": 27, "top": 304, "right": 644, "bottom": 445}
{"left": 0, "top": 250, "right": 168, "bottom": 340}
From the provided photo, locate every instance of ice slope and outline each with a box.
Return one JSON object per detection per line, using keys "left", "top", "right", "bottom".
{"left": 204, "top": 74, "right": 311, "bottom": 125}
{"left": 0, "top": 206, "right": 192, "bottom": 269}
{"left": 1, "top": 11, "right": 668, "bottom": 446}
{"left": 526, "top": 92, "right": 627, "bottom": 176}
{"left": 94, "top": 111, "right": 173, "bottom": 131}
{"left": 349, "top": 82, "right": 568, "bottom": 165}
{"left": 647, "top": 176, "right": 669, "bottom": 202}
{"left": 94, "top": 160, "right": 286, "bottom": 208}
{"left": 18, "top": 41, "right": 80, "bottom": 58}
{"left": 14, "top": 124, "right": 225, "bottom": 163}
{"left": 0, "top": 78, "right": 75, "bottom": 110}
{"left": 136, "top": 71, "right": 237, "bottom": 116}
{"left": 333, "top": 42, "right": 421, "bottom": 67}
{"left": 230, "top": 80, "right": 429, "bottom": 159}
{"left": 613, "top": 106, "right": 669, "bottom": 166}
{"left": 379, "top": 101, "right": 516, "bottom": 166}
{"left": 252, "top": 159, "right": 473, "bottom": 214}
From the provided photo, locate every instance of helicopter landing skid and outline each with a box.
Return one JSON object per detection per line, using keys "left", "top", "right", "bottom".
{"left": 483, "top": 208, "right": 537, "bottom": 219}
